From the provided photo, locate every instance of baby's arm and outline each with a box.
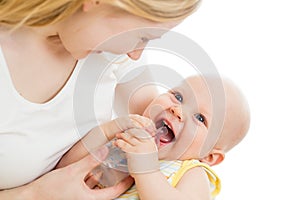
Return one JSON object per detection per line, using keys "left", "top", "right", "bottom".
{"left": 57, "top": 115, "right": 155, "bottom": 168}
{"left": 135, "top": 167, "right": 211, "bottom": 200}
{"left": 115, "top": 130, "right": 212, "bottom": 200}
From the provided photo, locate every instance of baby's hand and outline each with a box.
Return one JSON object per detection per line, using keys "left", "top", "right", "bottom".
{"left": 128, "top": 115, "right": 155, "bottom": 134}
{"left": 116, "top": 128, "right": 157, "bottom": 154}
{"left": 100, "top": 114, "right": 155, "bottom": 140}
{"left": 115, "top": 128, "right": 159, "bottom": 176}
{"left": 115, "top": 128, "right": 157, "bottom": 154}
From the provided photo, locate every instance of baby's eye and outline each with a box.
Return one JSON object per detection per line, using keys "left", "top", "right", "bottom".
{"left": 194, "top": 113, "right": 206, "bottom": 124}
{"left": 173, "top": 92, "right": 183, "bottom": 103}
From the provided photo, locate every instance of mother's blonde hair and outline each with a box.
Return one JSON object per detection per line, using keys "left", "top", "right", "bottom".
{"left": 0, "top": 0, "right": 200, "bottom": 29}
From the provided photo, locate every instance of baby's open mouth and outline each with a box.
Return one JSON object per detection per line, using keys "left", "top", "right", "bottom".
{"left": 156, "top": 120, "right": 175, "bottom": 144}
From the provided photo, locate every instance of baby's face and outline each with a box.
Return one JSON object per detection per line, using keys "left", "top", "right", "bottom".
{"left": 143, "top": 76, "right": 213, "bottom": 160}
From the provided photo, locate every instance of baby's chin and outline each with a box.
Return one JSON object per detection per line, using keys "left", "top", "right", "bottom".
{"left": 158, "top": 141, "right": 202, "bottom": 161}
{"left": 158, "top": 144, "right": 183, "bottom": 160}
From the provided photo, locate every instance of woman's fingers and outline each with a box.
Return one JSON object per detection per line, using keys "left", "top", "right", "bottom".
{"left": 93, "top": 176, "right": 134, "bottom": 200}
{"left": 85, "top": 169, "right": 103, "bottom": 189}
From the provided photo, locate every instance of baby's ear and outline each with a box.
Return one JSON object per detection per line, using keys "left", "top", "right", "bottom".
{"left": 200, "top": 149, "right": 225, "bottom": 166}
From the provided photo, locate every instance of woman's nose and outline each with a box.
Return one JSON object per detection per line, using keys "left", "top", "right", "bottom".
{"left": 170, "top": 106, "right": 183, "bottom": 121}
{"left": 127, "top": 48, "right": 144, "bottom": 60}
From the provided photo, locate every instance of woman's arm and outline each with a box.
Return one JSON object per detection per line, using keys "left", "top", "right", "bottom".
{"left": 0, "top": 184, "right": 33, "bottom": 200}
{"left": 0, "top": 152, "right": 133, "bottom": 200}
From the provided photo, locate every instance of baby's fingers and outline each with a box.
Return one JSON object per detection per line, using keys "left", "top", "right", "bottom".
{"left": 115, "top": 138, "right": 134, "bottom": 152}
{"left": 116, "top": 132, "right": 140, "bottom": 146}
{"left": 125, "top": 128, "right": 153, "bottom": 140}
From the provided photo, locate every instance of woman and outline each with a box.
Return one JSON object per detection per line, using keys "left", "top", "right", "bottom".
{"left": 0, "top": 0, "right": 200, "bottom": 199}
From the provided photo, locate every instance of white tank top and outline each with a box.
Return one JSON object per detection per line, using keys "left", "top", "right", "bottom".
{"left": 0, "top": 47, "right": 142, "bottom": 189}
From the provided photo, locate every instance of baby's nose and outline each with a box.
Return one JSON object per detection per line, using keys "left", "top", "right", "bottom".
{"left": 170, "top": 106, "right": 182, "bottom": 121}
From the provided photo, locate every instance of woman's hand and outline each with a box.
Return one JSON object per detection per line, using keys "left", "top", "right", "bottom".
{"left": 0, "top": 150, "right": 134, "bottom": 200}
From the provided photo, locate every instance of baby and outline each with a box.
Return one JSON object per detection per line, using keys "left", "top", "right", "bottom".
{"left": 58, "top": 75, "right": 250, "bottom": 200}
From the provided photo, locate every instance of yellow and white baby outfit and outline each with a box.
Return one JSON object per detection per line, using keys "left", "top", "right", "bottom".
{"left": 115, "top": 159, "right": 221, "bottom": 200}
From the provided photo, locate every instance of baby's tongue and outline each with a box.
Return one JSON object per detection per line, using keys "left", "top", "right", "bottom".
{"left": 159, "top": 129, "right": 174, "bottom": 143}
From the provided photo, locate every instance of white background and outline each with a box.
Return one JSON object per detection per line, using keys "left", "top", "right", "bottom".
{"left": 173, "top": 0, "right": 300, "bottom": 199}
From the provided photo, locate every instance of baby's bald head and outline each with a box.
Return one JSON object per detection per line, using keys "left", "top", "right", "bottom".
{"left": 198, "top": 76, "right": 250, "bottom": 166}
{"left": 215, "top": 78, "right": 250, "bottom": 153}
